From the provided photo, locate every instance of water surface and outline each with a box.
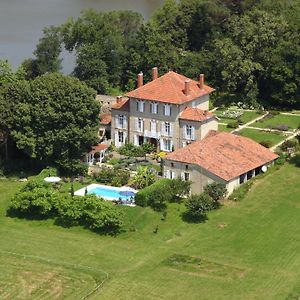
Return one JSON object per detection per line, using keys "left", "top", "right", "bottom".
{"left": 0, "top": 0, "right": 162, "bottom": 72}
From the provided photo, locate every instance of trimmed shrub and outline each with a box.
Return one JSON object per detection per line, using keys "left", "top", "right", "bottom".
{"left": 135, "top": 178, "right": 191, "bottom": 210}
{"left": 227, "top": 121, "right": 239, "bottom": 129}
{"left": 185, "top": 193, "right": 214, "bottom": 219}
{"left": 259, "top": 140, "right": 273, "bottom": 148}
{"left": 268, "top": 124, "right": 289, "bottom": 131}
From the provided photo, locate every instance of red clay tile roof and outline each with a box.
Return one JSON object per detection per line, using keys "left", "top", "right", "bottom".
{"left": 111, "top": 99, "right": 130, "bottom": 111}
{"left": 89, "top": 144, "right": 108, "bottom": 154}
{"left": 126, "top": 71, "right": 215, "bottom": 104}
{"left": 165, "top": 131, "right": 278, "bottom": 181}
{"left": 100, "top": 113, "right": 112, "bottom": 125}
{"left": 180, "top": 107, "right": 215, "bottom": 122}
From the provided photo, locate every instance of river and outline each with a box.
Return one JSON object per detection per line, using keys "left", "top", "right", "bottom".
{"left": 0, "top": 0, "right": 163, "bottom": 73}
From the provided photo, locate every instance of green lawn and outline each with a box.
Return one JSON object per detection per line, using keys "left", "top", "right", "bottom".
{"left": 1, "top": 163, "right": 300, "bottom": 299}
{"left": 252, "top": 113, "right": 300, "bottom": 130}
{"left": 218, "top": 124, "right": 232, "bottom": 132}
{"left": 239, "top": 128, "right": 287, "bottom": 146}
{"left": 215, "top": 108, "right": 262, "bottom": 124}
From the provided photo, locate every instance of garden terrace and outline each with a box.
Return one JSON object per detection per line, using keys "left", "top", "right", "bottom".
{"left": 237, "top": 128, "right": 287, "bottom": 147}
{"left": 251, "top": 113, "right": 300, "bottom": 130}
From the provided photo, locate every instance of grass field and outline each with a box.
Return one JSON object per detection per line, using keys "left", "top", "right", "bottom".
{"left": 215, "top": 109, "right": 262, "bottom": 124}
{"left": 1, "top": 162, "right": 300, "bottom": 299}
{"left": 252, "top": 114, "right": 300, "bottom": 130}
{"left": 218, "top": 124, "right": 232, "bottom": 132}
{"left": 238, "top": 128, "right": 287, "bottom": 146}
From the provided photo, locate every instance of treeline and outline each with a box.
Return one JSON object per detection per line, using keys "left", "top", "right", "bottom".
{"left": 19, "top": 0, "right": 300, "bottom": 108}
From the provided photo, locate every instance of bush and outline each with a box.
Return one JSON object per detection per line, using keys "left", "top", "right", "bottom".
{"left": 9, "top": 187, "right": 59, "bottom": 217}
{"left": 141, "top": 142, "right": 156, "bottom": 154}
{"left": 111, "top": 169, "right": 130, "bottom": 187}
{"left": 259, "top": 140, "right": 273, "bottom": 148}
{"left": 228, "top": 181, "right": 253, "bottom": 202}
{"left": 131, "top": 166, "right": 156, "bottom": 189}
{"left": 203, "top": 182, "right": 227, "bottom": 206}
{"left": 81, "top": 195, "right": 124, "bottom": 233}
{"left": 135, "top": 178, "right": 191, "bottom": 210}
{"left": 9, "top": 184, "right": 124, "bottom": 234}
{"left": 94, "top": 168, "right": 130, "bottom": 186}
{"left": 268, "top": 124, "right": 289, "bottom": 131}
{"left": 227, "top": 121, "right": 239, "bottom": 129}
{"left": 185, "top": 193, "right": 214, "bottom": 220}
{"left": 168, "top": 179, "right": 191, "bottom": 202}
{"left": 135, "top": 179, "right": 173, "bottom": 210}
{"left": 280, "top": 139, "right": 298, "bottom": 151}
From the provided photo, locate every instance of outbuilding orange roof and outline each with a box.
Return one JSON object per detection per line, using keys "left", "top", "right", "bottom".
{"left": 111, "top": 98, "right": 130, "bottom": 111}
{"left": 89, "top": 144, "right": 108, "bottom": 154}
{"left": 126, "top": 71, "right": 215, "bottom": 104}
{"left": 165, "top": 131, "right": 278, "bottom": 181}
{"left": 180, "top": 107, "right": 215, "bottom": 122}
{"left": 100, "top": 113, "right": 112, "bottom": 125}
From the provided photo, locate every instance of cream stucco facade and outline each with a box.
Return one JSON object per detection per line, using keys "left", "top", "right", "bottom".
{"left": 111, "top": 93, "right": 217, "bottom": 150}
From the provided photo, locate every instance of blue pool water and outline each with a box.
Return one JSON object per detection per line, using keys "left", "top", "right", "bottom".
{"left": 89, "top": 186, "right": 135, "bottom": 201}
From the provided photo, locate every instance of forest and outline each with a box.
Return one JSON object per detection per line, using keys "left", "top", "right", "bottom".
{"left": 19, "top": 0, "right": 300, "bottom": 109}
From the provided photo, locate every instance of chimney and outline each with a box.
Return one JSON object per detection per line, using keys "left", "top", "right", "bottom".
{"left": 137, "top": 72, "right": 143, "bottom": 88}
{"left": 199, "top": 73, "right": 204, "bottom": 90}
{"left": 116, "top": 95, "right": 122, "bottom": 103}
{"left": 152, "top": 67, "right": 158, "bottom": 80}
{"left": 184, "top": 80, "right": 191, "bottom": 96}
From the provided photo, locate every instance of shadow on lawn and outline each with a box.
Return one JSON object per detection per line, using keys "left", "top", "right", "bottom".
{"left": 181, "top": 211, "right": 208, "bottom": 224}
{"left": 289, "top": 154, "right": 300, "bottom": 168}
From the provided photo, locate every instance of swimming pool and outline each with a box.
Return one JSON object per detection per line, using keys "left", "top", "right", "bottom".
{"left": 74, "top": 184, "right": 136, "bottom": 204}
{"left": 89, "top": 186, "right": 135, "bottom": 201}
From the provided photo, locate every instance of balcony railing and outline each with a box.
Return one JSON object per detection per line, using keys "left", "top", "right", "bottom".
{"left": 144, "top": 130, "right": 161, "bottom": 139}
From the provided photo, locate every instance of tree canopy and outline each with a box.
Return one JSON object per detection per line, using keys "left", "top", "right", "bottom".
{"left": 1, "top": 73, "right": 100, "bottom": 174}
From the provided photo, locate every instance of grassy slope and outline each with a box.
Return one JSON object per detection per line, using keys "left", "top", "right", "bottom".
{"left": 239, "top": 128, "right": 286, "bottom": 146}
{"left": 252, "top": 114, "right": 300, "bottom": 129}
{"left": 1, "top": 163, "right": 300, "bottom": 299}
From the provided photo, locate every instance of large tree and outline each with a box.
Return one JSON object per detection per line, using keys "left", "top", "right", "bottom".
{"left": 3, "top": 73, "right": 100, "bottom": 174}
{"left": 22, "top": 26, "right": 62, "bottom": 79}
{"left": 60, "top": 10, "right": 143, "bottom": 93}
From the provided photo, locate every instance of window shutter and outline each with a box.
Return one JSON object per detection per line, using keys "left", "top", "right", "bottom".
{"left": 135, "top": 118, "right": 139, "bottom": 131}
{"left": 191, "top": 126, "right": 195, "bottom": 140}
{"left": 170, "top": 140, "right": 173, "bottom": 151}
{"left": 123, "top": 131, "right": 127, "bottom": 144}
{"left": 141, "top": 119, "right": 144, "bottom": 132}
{"left": 169, "top": 123, "right": 173, "bottom": 137}
{"left": 160, "top": 138, "right": 164, "bottom": 151}
{"left": 141, "top": 101, "right": 145, "bottom": 112}
{"left": 123, "top": 116, "right": 127, "bottom": 129}
{"left": 116, "top": 114, "right": 119, "bottom": 128}
{"left": 181, "top": 172, "right": 185, "bottom": 180}
{"left": 115, "top": 132, "right": 119, "bottom": 147}
{"left": 183, "top": 124, "right": 187, "bottom": 139}
{"left": 134, "top": 135, "right": 138, "bottom": 146}
{"left": 136, "top": 101, "right": 139, "bottom": 111}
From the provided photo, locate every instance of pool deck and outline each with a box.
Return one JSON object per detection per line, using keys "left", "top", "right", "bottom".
{"left": 74, "top": 184, "right": 137, "bottom": 206}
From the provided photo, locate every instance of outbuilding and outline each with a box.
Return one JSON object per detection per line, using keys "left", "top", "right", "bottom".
{"left": 163, "top": 130, "right": 278, "bottom": 195}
